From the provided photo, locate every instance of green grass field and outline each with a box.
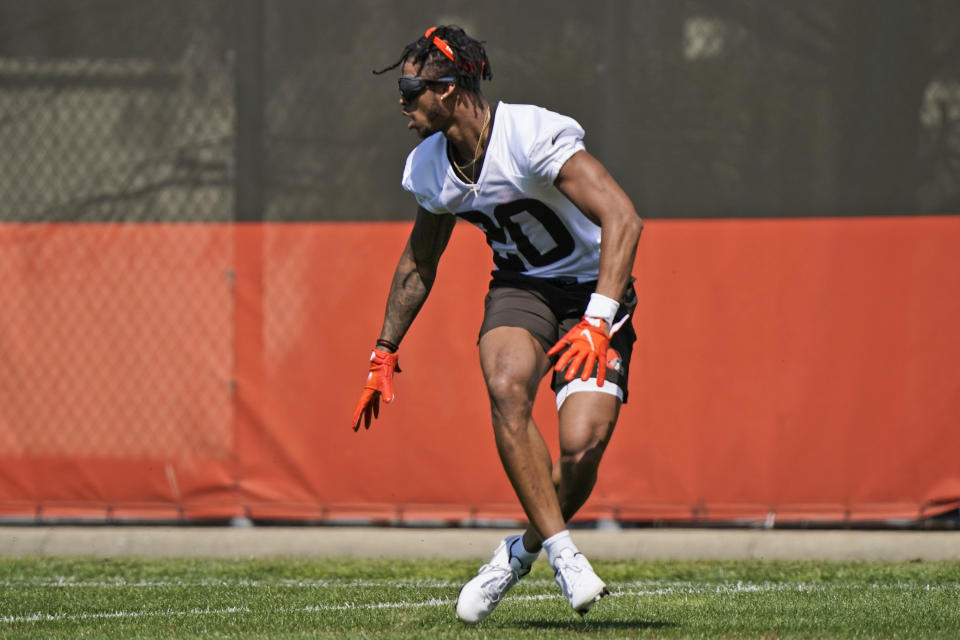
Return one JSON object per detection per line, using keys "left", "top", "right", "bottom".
{"left": 1, "top": 557, "right": 958, "bottom": 638}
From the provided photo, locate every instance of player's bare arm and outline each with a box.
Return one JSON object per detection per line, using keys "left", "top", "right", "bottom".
{"left": 351, "top": 206, "right": 455, "bottom": 431}
{"left": 554, "top": 150, "right": 643, "bottom": 303}
{"left": 546, "top": 149, "right": 642, "bottom": 385}
{"left": 379, "top": 206, "right": 456, "bottom": 346}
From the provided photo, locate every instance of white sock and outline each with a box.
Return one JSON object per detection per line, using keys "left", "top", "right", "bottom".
{"left": 509, "top": 535, "right": 540, "bottom": 569}
{"left": 543, "top": 530, "right": 578, "bottom": 568}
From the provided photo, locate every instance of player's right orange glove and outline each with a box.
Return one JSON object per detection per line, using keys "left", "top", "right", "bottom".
{"left": 547, "top": 316, "right": 612, "bottom": 386}
{"left": 352, "top": 348, "right": 401, "bottom": 431}
{"left": 547, "top": 314, "right": 630, "bottom": 388}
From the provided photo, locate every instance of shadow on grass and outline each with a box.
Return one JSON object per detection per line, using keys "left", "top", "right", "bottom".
{"left": 512, "top": 619, "right": 676, "bottom": 631}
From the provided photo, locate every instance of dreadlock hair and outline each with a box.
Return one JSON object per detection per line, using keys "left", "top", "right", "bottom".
{"left": 373, "top": 25, "right": 493, "bottom": 97}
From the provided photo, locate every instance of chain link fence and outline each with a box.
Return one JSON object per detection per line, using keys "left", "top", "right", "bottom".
{"left": 0, "top": 225, "right": 234, "bottom": 463}
{"left": 0, "top": 0, "right": 959, "bottom": 520}
{"left": 1, "top": 0, "right": 958, "bottom": 223}
{"left": 0, "top": 1, "right": 233, "bottom": 222}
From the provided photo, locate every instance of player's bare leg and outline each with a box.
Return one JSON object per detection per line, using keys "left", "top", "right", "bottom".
{"left": 479, "top": 326, "right": 565, "bottom": 540}
{"left": 521, "top": 390, "right": 619, "bottom": 614}
{"left": 521, "top": 391, "right": 621, "bottom": 551}
{"left": 456, "top": 326, "right": 560, "bottom": 623}
{"left": 460, "top": 333, "right": 620, "bottom": 620}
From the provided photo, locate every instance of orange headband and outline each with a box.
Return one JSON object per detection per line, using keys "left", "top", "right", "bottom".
{"left": 425, "top": 27, "right": 485, "bottom": 75}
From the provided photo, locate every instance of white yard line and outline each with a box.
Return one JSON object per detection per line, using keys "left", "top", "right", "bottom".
{"left": 302, "top": 598, "right": 456, "bottom": 612}
{"left": 2, "top": 579, "right": 956, "bottom": 625}
{"left": 1, "top": 576, "right": 957, "bottom": 590}
{"left": 0, "top": 606, "right": 250, "bottom": 625}
{"left": 0, "top": 577, "right": 464, "bottom": 589}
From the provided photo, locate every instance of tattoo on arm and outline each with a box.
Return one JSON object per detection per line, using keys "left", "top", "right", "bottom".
{"left": 381, "top": 248, "right": 429, "bottom": 343}
{"left": 379, "top": 209, "right": 456, "bottom": 346}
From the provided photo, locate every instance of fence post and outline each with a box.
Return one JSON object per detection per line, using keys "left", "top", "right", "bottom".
{"left": 231, "top": 0, "right": 266, "bottom": 522}
{"left": 234, "top": 0, "right": 265, "bottom": 223}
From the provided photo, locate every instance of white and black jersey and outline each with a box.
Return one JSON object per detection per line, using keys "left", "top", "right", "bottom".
{"left": 402, "top": 102, "right": 601, "bottom": 282}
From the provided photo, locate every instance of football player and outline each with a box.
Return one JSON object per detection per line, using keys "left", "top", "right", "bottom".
{"left": 353, "top": 25, "right": 643, "bottom": 622}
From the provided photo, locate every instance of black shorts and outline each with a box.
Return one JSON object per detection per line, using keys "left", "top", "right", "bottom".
{"left": 478, "top": 271, "right": 637, "bottom": 406}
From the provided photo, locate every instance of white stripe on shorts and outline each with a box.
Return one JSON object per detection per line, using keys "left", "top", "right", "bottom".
{"left": 555, "top": 378, "right": 623, "bottom": 410}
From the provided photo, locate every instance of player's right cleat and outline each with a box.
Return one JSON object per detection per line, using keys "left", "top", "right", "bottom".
{"left": 456, "top": 535, "right": 531, "bottom": 623}
{"left": 552, "top": 548, "right": 610, "bottom": 616}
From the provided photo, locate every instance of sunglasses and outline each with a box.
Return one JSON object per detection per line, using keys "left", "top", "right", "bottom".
{"left": 397, "top": 75, "right": 455, "bottom": 103}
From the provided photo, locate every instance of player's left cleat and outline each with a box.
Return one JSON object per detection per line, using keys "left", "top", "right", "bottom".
{"left": 456, "top": 535, "right": 530, "bottom": 623}
{"left": 552, "top": 548, "right": 610, "bottom": 616}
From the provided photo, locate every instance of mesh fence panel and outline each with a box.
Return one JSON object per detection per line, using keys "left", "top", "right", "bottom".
{"left": 1, "top": 0, "right": 958, "bottom": 222}
{"left": 0, "top": 0, "right": 959, "bottom": 519}
{"left": 0, "top": 224, "right": 234, "bottom": 462}
{"left": 0, "top": 0, "right": 233, "bottom": 222}
{"left": 259, "top": 0, "right": 960, "bottom": 220}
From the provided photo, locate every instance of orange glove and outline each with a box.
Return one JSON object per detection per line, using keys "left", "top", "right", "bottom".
{"left": 352, "top": 348, "right": 401, "bottom": 431}
{"left": 547, "top": 317, "right": 612, "bottom": 386}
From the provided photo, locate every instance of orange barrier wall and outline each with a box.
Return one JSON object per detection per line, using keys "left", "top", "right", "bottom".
{"left": 0, "top": 217, "right": 958, "bottom": 523}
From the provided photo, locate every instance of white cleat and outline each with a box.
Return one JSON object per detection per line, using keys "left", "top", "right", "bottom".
{"left": 456, "top": 535, "right": 531, "bottom": 623}
{"left": 552, "top": 548, "right": 610, "bottom": 616}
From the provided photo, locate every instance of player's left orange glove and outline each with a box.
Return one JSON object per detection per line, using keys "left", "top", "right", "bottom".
{"left": 352, "top": 348, "right": 401, "bottom": 431}
{"left": 547, "top": 315, "right": 629, "bottom": 387}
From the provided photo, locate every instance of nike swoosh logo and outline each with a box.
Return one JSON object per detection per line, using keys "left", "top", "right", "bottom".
{"left": 579, "top": 329, "right": 595, "bottom": 350}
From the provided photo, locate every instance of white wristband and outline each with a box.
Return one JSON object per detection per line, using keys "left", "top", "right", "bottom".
{"left": 584, "top": 293, "right": 619, "bottom": 328}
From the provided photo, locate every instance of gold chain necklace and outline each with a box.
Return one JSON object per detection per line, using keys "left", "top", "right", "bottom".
{"left": 451, "top": 106, "right": 491, "bottom": 185}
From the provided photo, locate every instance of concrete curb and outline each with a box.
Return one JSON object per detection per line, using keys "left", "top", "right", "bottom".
{"left": 1, "top": 527, "right": 959, "bottom": 561}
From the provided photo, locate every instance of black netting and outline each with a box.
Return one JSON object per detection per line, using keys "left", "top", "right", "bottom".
{"left": 0, "top": 0, "right": 233, "bottom": 222}
{"left": 1, "top": 0, "right": 958, "bottom": 221}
